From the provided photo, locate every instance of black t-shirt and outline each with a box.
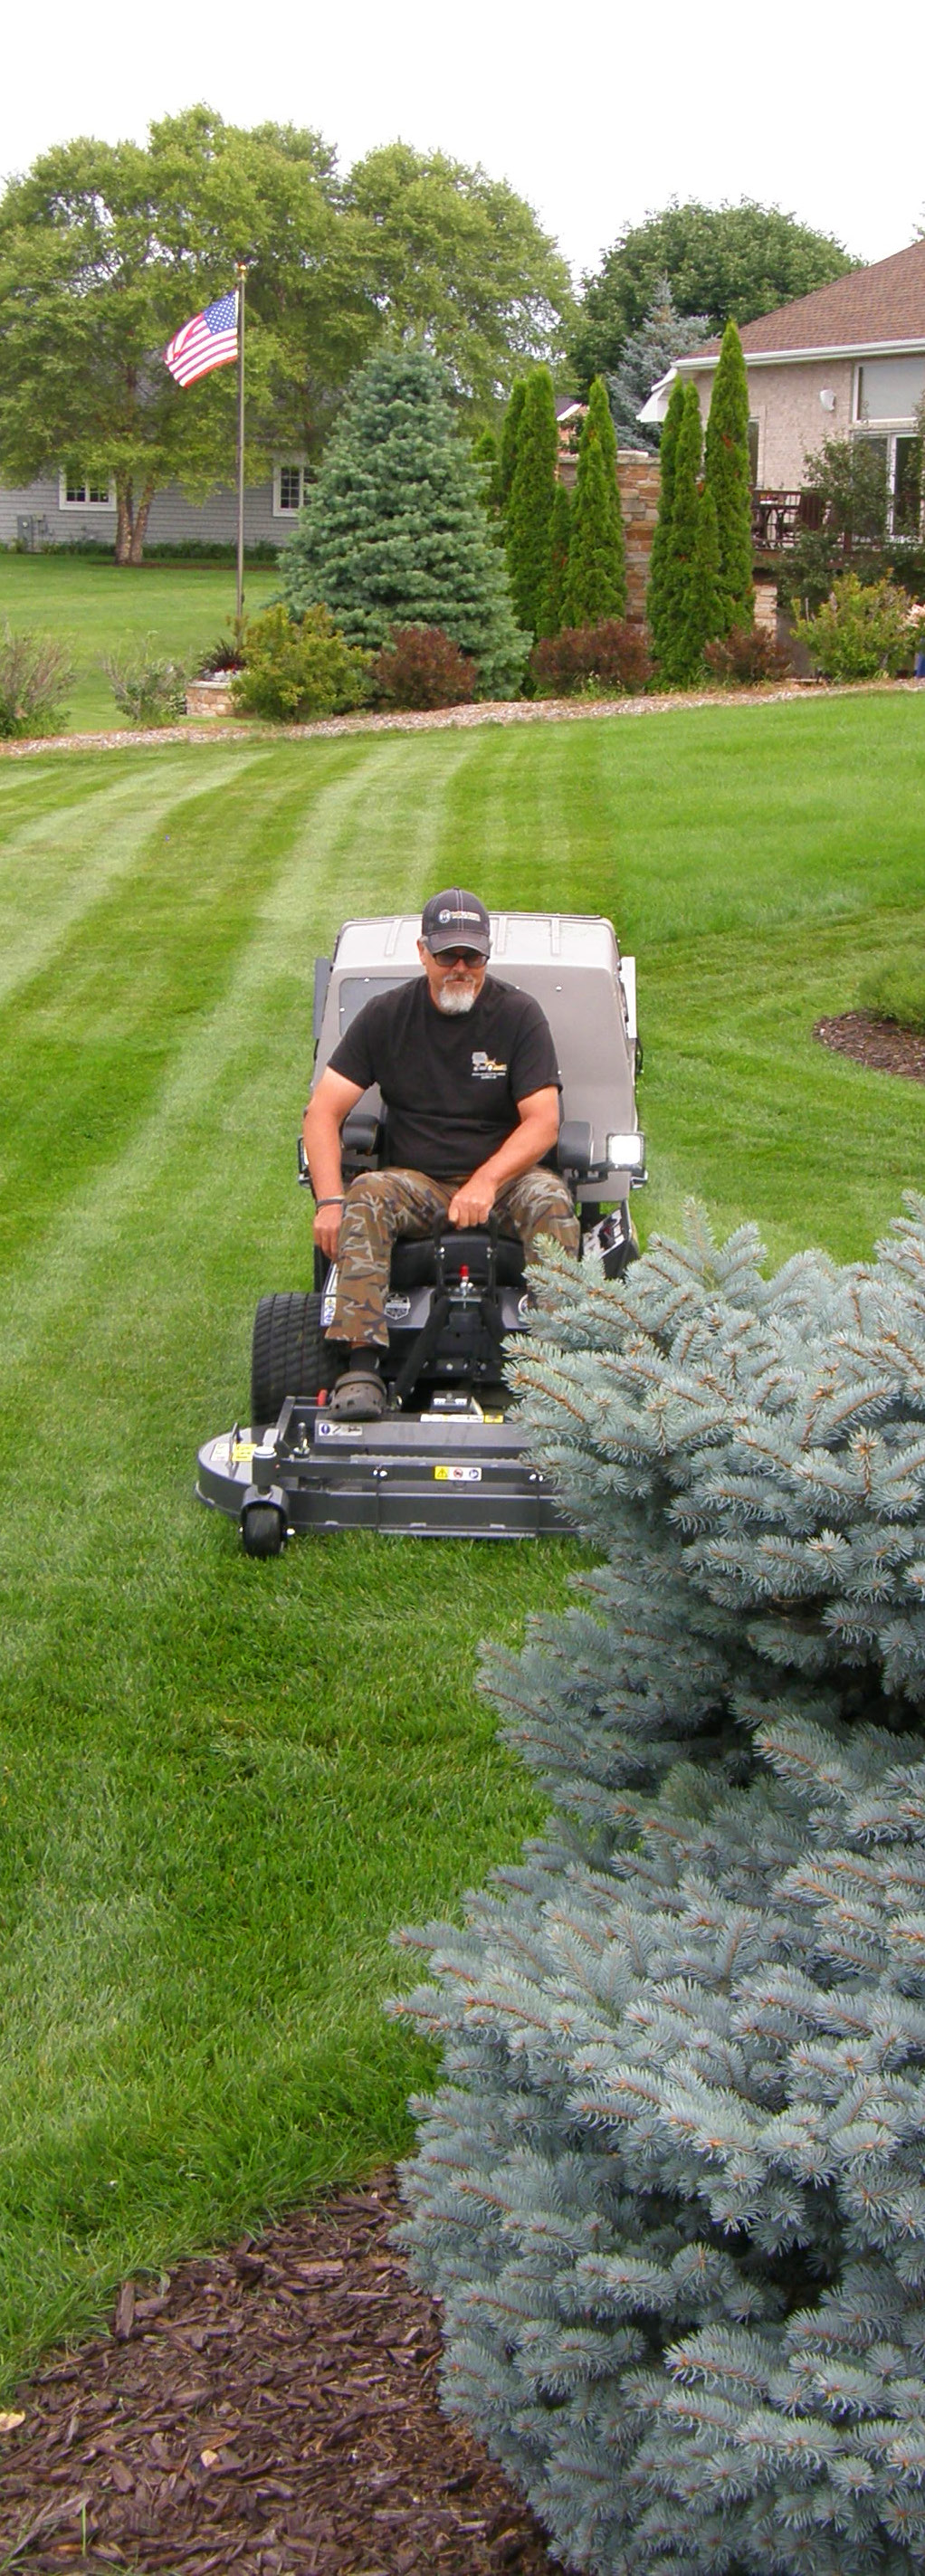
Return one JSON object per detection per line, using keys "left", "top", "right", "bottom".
{"left": 328, "top": 974, "right": 561, "bottom": 1180}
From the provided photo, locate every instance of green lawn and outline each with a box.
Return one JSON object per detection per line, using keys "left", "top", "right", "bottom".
{"left": 0, "top": 553, "right": 278, "bottom": 731}
{"left": 2, "top": 692, "right": 924, "bottom": 2389}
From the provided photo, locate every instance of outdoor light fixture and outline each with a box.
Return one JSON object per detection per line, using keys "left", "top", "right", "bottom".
{"left": 819, "top": 388, "right": 836, "bottom": 412}
{"left": 606, "top": 1131, "right": 646, "bottom": 1173}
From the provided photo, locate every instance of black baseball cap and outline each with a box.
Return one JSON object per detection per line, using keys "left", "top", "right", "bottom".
{"left": 421, "top": 890, "right": 491, "bottom": 957}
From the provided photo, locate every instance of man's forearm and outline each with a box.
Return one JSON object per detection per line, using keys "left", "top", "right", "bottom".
{"left": 470, "top": 1113, "right": 559, "bottom": 1193}
{"left": 302, "top": 1099, "right": 345, "bottom": 1204}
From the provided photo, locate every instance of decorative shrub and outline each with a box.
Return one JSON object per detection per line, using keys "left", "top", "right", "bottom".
{"left": 231, "top": 604, "right": 371, "bottom": 722}
{"left": 530, "top": 617, "right": 653, "bottom": 696}
{"left": 370, "top": 625, "right": 477, "bottom": 711}
{"left": 197, "top": 633, "right": 245, "bottom": 676}
{"left": 704, "top": 624, "right": 794, "bottom": 684}
{"left": 395, "top": 1199, "right": 925, "bottom": 2576}
{"left": 102, "top": 640, "right": 186, "bottom": 727}
{"left": 795, "top": 573, "right": 912, "bottom": 681}
{"left": 0, "top": 623, "right": 73, "bottom": 738}
{"left": 857, "top": 964, "right": 925, "bottom": 1036}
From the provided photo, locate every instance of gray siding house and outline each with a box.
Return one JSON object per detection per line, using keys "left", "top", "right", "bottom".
{"left": 1, "top": 457, "right": 311, "bottom": 549}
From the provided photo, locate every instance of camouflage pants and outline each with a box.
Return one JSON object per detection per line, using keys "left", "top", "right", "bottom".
{"left": 326, "top": 1165, "right": 580, "bottom": 1348}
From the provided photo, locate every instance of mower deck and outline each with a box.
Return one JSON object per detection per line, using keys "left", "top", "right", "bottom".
{"left": 196, "top": 1397, "right": 570, "bottom": 1544}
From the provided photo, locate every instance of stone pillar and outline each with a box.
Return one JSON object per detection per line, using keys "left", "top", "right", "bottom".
{"left": 558, "top": 444, "right": 661, "bottom": 625}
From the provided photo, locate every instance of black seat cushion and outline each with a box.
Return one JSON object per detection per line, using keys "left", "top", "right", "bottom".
{"left": 390, "top": 1227, "right": 526, "bottom": 1291}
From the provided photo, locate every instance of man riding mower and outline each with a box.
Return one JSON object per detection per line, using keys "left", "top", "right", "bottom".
{"left": 195, "top": 892, "right": 645, "bottom": 1552}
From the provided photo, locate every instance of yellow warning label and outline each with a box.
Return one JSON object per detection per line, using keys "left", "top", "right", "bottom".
{"left": 434, "top": 1464, "right": 482, "bottom": 1482}
{"left": 231, "top": 1440, "right": 257, "bottom": 1464}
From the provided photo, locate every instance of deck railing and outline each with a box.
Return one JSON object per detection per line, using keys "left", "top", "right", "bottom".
{"left": 751, "top": 491, "right": 825, "bottom": 551}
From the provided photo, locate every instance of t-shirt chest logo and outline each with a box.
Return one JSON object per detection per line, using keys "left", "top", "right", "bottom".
{"left": 471, "top": 1048, "right": 508, "bottom": 1080}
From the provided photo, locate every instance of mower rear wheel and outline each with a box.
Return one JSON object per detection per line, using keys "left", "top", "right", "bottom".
{"left": 251, "top": 1292, "right": 327, "bottom": 1426}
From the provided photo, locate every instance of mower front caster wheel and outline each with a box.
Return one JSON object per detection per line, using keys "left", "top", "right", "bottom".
{"left": 241, "top": 1501, "right": 287, "bottom": 1559}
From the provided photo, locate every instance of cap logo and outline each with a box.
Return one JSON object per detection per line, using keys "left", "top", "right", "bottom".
{"left": 438, "top": 907, "right": 481, "bottom": 925}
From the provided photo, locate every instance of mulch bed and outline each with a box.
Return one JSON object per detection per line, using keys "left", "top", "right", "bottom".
{"left": 0, "top": 2173, "right": 562, "bottom": 2576}
{"left": 815, "top": 1010, "right": 925, "bottom": 1083}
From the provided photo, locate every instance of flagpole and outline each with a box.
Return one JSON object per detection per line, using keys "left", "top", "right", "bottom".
{"left": 235, "top": 262, "right": 247, "bottom": 632}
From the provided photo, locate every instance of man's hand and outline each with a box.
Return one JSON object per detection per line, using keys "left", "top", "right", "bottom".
{"left": 313, "top": 1200, "right": 345, "bottom": 1262}
{"left": 447, "top": 1177, "right": 497, "bottom": 1228}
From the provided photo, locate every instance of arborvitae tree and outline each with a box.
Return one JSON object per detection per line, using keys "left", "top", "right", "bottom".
{"left": 562, "top": 376, "right": 626, "bottom": 626}
{"left": 280, "top": 346, "right": 528, "bottom": 697}
{"left": 660, "top": 380, "right": 702, "bottom": 683}
{"left": 498, "top": 377, "right": 528, "bottom": 515}
{"left": 686, "top": 482, "right": 723, "bottom": 668}
{"left": 472, "top": 425, "right": 504, "bottom": 544}
{"left": 646, "top": 373, "right": 685, "bottom": 663}
{"left": 395, "top": 1196, "right": 925, "bottom": 2576}
{"left": 538, "top": 479, "right": 572, "bottom": 637}
{"left": 703, "top": 318, "right": 755, "bottom": 632}
{"left": 504, "top": 367, "right": 558, "bottom": 638}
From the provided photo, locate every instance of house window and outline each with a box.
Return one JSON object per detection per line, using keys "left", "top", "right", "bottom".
{"left": 854, "top": 430, "right": 923, "bottom": 538}
{"left": 273, "top": 462, "right": 309, "bottom": 516}
{"left": 856, "top": 355, "right": 925, "bottom": 425}
{"left": 60, "top": 472, "right": 114, "bottom": 510}
{"left": 894, "top": 434, "right": 924, "bottom": 537}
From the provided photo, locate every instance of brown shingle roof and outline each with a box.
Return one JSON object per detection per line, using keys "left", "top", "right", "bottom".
{"left": 690, "top": 238, "right": 925, "bottom": 361}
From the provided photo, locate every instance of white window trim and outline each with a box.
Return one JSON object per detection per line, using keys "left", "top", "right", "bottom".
{"left": 59, "top": 472, "right": 116, "bottom": 511}
{"left": 272, "top": 459, "right": 310, "bottom": 518}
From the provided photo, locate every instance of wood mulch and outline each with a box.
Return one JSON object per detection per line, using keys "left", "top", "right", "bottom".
{"left": 0, "top": 2173, "right": 562, "bottom": 2576}
{"left": 815, "top": 1010, "right": 925, "bottom": 1083}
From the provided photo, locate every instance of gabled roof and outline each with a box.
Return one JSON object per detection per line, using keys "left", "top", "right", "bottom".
{"left": 691, "top": 237, "right": 925, "bottom": 361}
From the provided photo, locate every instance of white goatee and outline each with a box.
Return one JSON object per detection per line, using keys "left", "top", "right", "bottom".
{"left": 436, "top": 983, "right": 478, "bottom": 1015}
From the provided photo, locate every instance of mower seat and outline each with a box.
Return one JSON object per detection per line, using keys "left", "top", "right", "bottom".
{"left": 389, "top": 1226, "right": 525, "bottom": 1292}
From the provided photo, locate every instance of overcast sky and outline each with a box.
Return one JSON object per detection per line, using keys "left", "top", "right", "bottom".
{"left": 4, "top": 0, "right": 923, "bottom": 286}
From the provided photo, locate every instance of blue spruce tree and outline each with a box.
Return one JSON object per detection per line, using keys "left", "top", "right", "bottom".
{"left": 394, "top": 1197, "right": 925, "bottom": 2576}
{"left": 280, "top": 345, "right": 528, "bottom": 697}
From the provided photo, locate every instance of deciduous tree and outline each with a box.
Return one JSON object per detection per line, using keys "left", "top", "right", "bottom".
{"left": 571, "top": 198, "right": 856, "bottom": 387}
{"left": 0, "top": 109, "right": 364, "bottom": 563}
{"left": 342, "top": 144, "right": 573, "bottom": 405}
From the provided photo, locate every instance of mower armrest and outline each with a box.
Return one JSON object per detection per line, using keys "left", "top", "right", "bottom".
{"left": 557, "top": 1120, "right": 593, "bottom": 1178}
{"left": 342, "top": 1108, "right": 382, "bottom": 1159}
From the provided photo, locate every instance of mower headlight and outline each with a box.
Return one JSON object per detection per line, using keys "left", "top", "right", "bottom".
{"left": 606, "top": 1131, "right": 646, "bottom": 1172}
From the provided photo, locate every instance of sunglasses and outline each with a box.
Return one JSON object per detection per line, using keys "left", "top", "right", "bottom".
{"left": 433, "top": 946, "right": 485, "bottom": 968}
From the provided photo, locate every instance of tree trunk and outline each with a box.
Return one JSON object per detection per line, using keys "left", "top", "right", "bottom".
{"left": 114, "top": 480, "right": 134, "bottom": 565}
{"left": 128, "top": 482, "right": 157, "bottom": 565}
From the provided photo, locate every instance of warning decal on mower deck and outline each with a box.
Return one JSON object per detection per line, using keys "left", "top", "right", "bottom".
{"left": 434, "top": 1464, "right": 482, "bottom": 1482}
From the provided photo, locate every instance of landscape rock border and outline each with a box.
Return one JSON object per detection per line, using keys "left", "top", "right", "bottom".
{"left": 2, "top": 675, "right": 922, "bottom": 759}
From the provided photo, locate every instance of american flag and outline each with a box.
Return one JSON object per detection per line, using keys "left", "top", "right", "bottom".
{"left": 164, "top": 292, "right": 239, "bottom": 387}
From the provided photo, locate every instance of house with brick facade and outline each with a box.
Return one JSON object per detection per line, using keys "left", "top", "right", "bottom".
{"left": 640, "top": 236, "right": 925, "bottom": 542}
